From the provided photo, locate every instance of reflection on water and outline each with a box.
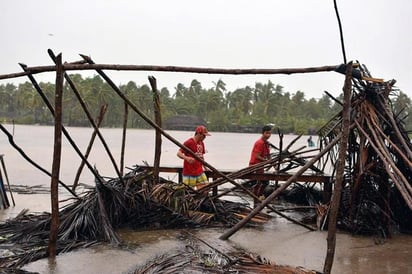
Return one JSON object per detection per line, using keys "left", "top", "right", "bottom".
{"left": 1, "top": 125, "right": 412, "bottom": 273}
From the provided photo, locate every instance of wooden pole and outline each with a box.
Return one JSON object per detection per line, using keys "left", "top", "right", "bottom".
{"left": 18, "top": 63, "right": 78, "bottom": 197}
{"left": 48, "top": 53, "right": 63, "bottom": 258}
{"left": 0, "top": 167, "right": 10, "bottom": 209}
{"left": 0, "top": 63, "right": 343, "bottom": 81}
{"left": 275, "top": 129, "right": 283, "bottom": 188}
{"left": 219, "top": 134, "right": 341, "bottom": 240}
{"left": 323, "top": 62, "right": 353, "bottom": 274}
{"left": 0, "top": 155, "right": 14, "bottom": 206}
{"left": 355, "top": 120, "right": 412, "bottom": 208}
{"left": 120, "top": 102, "right": 128, "bottom": 177}
{"left": 72, "top": 104, "right": 108, "bottom": 191}
{"left": 48, "top": 49, "right": 124, "bottom": 183}
{"left": 0, "top": 124, "right": 77, "bottom": 197}
{"left": 79, "top": 54, "right": 257, "bottom": 198}
{"left": 149, "top": 76, "right": 162, "bottom": 182}
{"left": 379, "top": 98, "right": 412, "bottom": 160}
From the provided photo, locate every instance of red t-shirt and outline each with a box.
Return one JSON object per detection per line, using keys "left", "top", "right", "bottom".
{"left": 180, "top": 137, "right": 205, "bottom": 176}
{"left": 249, "top": 138, "right": 270, "bottom": 166}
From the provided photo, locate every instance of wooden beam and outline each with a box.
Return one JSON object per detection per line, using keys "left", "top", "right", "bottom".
{"left": 142, "top": 166, "right": 331, "bottom": 183}
{"left": 0, "top": 63, "right": 341, "bottom": 80}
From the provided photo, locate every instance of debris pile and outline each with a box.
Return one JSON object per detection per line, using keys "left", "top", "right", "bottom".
{"left": 319, "top": 64, "right": 412, "bottom": 236}
{"left": 130, "top": 231, "right": 320, "bottom": 274}
{"left": 0, "top": 167, "right": 270, "bottom": 269}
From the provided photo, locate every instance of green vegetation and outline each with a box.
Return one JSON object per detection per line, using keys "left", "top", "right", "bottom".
{"left": 0, "top": 75, "right": 411, "bottom": 134}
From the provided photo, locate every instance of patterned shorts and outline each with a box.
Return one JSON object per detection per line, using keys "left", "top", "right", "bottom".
{"left": 183, "top": 173, "right": 208, "bottom": 187}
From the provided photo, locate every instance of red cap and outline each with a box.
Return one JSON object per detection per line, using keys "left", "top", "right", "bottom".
{"left": 195, "top": 125, "right": 211, "bottom": 136}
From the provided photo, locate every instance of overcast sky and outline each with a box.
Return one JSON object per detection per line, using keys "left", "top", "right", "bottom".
{"left": 1, "top": 0, "right": 411, "bottom": 99}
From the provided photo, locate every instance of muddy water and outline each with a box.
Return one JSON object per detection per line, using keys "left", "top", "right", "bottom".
{"left": 1, "top": 125, "right": 412, "bottom": 273}
{"left": 7, "top": 191, "right": 412, "bottom": 274}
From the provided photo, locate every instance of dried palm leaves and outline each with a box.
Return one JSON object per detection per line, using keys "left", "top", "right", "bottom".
{"left": 0, "top": 167, "right": 270, "bottom": 269}
{"left": 319, "top": 64, "right": 412, "bottom": 236}
{"left": 130, "top": 231, "right": 320, "bottom": 274}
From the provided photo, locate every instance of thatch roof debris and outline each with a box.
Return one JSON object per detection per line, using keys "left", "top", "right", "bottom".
{"left": 130, "top": 231, "right": 321, "bottom": 274}
{"left": 0, "top": 167, "right": 270, "bottom": 269}
{"left": 319, "top": 64, "right": 412, "bottom": 236}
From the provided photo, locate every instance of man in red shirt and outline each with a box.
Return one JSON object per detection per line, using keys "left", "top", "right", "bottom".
{"left": 249, "top": 125, "right": 272, "bottom": 203}
{"left": 177, "top": 125, "right": 211, "bottom": 190}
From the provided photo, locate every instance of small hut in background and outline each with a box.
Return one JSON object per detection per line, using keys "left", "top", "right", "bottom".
{"left": 164, "top": 115, "right": 207, "bottom": 131}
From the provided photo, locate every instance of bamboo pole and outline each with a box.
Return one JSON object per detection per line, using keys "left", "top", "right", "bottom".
{"left": 48, "top": 53, "right": 63, "bottom": 258}
{"left": 323, "top": 62, "right": 353, "bottom": 274}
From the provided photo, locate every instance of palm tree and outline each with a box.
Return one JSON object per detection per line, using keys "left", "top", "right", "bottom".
{"left": 0, "top": 83, "right": 17, "bottom": 118}
{"left": 252, "top": 80, "right": 275, "bottom": 120}
{"left": 212, "top": 79, "right": 226, "bottom": 94}
{"left": 226, "top": 87, "right": 253, "bottom": 124}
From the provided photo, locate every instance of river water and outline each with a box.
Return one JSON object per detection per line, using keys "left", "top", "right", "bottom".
{"left": 1, "top": 124, "right": 411, "bottom": 273}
